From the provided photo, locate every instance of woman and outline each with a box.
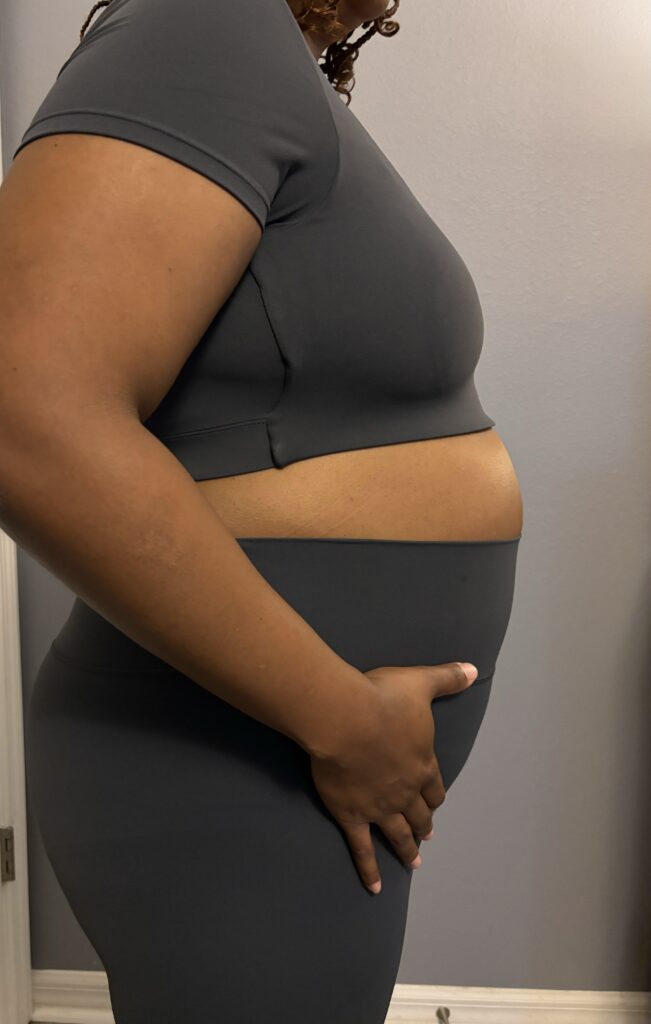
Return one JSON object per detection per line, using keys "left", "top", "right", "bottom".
{"left": 0, "top": 0, "right": 523, "bottom": 1020}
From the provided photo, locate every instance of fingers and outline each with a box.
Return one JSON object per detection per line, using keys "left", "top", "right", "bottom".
{"left": 341, "top": 785, "right": 443, "bottom": 896}
{"left": 340, "top": 821, "right": 383, "bottom": 895}
{"left": 377, "top": 812, "right": 426, "bottom": 872}
{"left": 402, "top": 792, "right": 436, "bottom": 842}
{"left": 420, "top": 755, "right": 447, "bottom": 812}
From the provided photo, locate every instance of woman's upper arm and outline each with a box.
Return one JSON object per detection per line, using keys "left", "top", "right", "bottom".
{"left": 0, "top": 131, "right": 262, "bottom": 431}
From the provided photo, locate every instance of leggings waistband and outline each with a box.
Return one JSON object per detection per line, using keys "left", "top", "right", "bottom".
{"left": 50, "top": 533, "right": 521, "bottom": 678}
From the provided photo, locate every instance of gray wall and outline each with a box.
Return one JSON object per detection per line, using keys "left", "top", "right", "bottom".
{"left": 3, "top": 0, "right": 651, "bottom": 992}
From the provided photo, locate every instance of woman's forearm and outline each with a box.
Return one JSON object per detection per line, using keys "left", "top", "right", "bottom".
{"left": 0, "top": 407, "right": 372, "bottom": 756}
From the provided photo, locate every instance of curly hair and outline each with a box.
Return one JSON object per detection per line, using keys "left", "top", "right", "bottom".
{"left": 79, "top": 0, "right": 400, "bottom": 105}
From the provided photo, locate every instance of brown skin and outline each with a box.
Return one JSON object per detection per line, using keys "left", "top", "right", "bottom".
{"left": 299, "top": 0, "right": 392, "bottom": 59}
{"left": 0, "top": 129, "right": 479, "bottom": 896}
{"left": 0, "top": 0, "right": 491, "bottom": 895}
{"left": 310, "top": 663, "right": 477, "bottom": 893}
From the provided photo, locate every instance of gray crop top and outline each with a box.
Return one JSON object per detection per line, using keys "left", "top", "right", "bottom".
{"left": 13, "top": 0, "right": 495, "bottom": 480}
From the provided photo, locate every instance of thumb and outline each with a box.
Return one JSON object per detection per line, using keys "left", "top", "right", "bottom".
{"left": 429, "top": 661, "right": 478, "bottom": 698}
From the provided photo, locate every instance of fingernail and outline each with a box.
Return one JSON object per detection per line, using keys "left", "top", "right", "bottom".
{"left": 368, "top": 880, "right": 382, "bottom": 894}
{"left": 460, "top": 662, "right": 478, "bottom": 683}
{"left": 410, "top": 854, "right": 422, "bottom": 869}
{"left": 422, "top": 829, "right": 434, "bottom": 840}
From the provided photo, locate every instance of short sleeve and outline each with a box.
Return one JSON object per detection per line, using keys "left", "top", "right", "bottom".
{"left": 12, "top": 0, "right": 337, "bottom": 231}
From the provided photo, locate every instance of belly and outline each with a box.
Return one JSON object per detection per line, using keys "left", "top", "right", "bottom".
{"left": 193, "top": 428, "right": 524, "bottom": 542}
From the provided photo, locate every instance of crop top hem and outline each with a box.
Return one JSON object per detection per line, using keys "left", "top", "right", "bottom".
{"left": 155, "top": 416, "right": 497, "bottom": 481}
{"left": 13, "top": 110, "right": 270, "bottom": 231}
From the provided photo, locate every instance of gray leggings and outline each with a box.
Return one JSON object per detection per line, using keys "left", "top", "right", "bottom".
{"left": 26, "top": 535, "right": 521, "bottom": 1024}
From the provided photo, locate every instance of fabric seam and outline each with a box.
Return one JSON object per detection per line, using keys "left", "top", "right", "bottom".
{"left": 246, "top": 265, "right": 288, "bottom": 465}
{"left": 154, "top": 417, "right": 266, "bottom": 442}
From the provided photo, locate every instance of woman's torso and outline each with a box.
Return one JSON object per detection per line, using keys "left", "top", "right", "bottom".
{"left": 13, "top": 1, "right": 524, "bottom": 544}
{"left": 195, "top": 428, "right": 524, "bottom": 542}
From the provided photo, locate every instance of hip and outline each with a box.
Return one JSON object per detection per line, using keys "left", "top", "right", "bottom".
{"left": 43, "top": 531, "right": 521, "bottom": 688}
{"left": 23, "top": 534, "right": 521, "bottom": 1022}
{"left": 30, "top": 533, "right": 522, "bottom": 799}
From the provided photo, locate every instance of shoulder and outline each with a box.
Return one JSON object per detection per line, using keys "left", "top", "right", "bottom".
{"left": 79, "top": 0, "right": 312, "bottom": 79}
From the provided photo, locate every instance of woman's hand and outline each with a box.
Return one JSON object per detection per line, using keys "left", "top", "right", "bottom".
{"left": 308, "top": 661, "right": 478, "bottom": 894}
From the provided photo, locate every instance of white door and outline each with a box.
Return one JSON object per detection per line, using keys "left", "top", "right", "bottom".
{"left": 0, "top": 87, "right": 33, "bottom": 1024}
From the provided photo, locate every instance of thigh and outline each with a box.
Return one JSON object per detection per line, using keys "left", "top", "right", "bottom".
{"left": 26, "top": 649, "right": 412, "bottom": 1024}
{"left": 26, "top": 535, "right": 520, "bottom": 1024}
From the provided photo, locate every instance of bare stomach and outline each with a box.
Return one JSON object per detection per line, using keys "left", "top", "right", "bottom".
{"left": 193, "top": 427, "right": 524, "bottom": 542}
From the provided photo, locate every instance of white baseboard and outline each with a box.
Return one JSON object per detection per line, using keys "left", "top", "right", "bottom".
{"left": 388, "top": 982, "right": 651, "bottom": 1021}
{"left": 30, "top": 969, "right": 651, "bottom": 1023}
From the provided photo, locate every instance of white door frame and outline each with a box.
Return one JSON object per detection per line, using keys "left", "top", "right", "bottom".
{"left": 0, "top": 530, "right": 33, "bottom": 1023}
{"left": 0, "top": 76, "right": 33, "bottom": 1024}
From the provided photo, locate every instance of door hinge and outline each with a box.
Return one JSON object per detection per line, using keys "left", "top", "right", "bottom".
{"left": 0, "top": 826, "right": 16, "bottom": 881}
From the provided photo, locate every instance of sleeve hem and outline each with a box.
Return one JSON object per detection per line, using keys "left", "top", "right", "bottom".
{"left": 13, "top": 110, "right": 270, "bottom": 231}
